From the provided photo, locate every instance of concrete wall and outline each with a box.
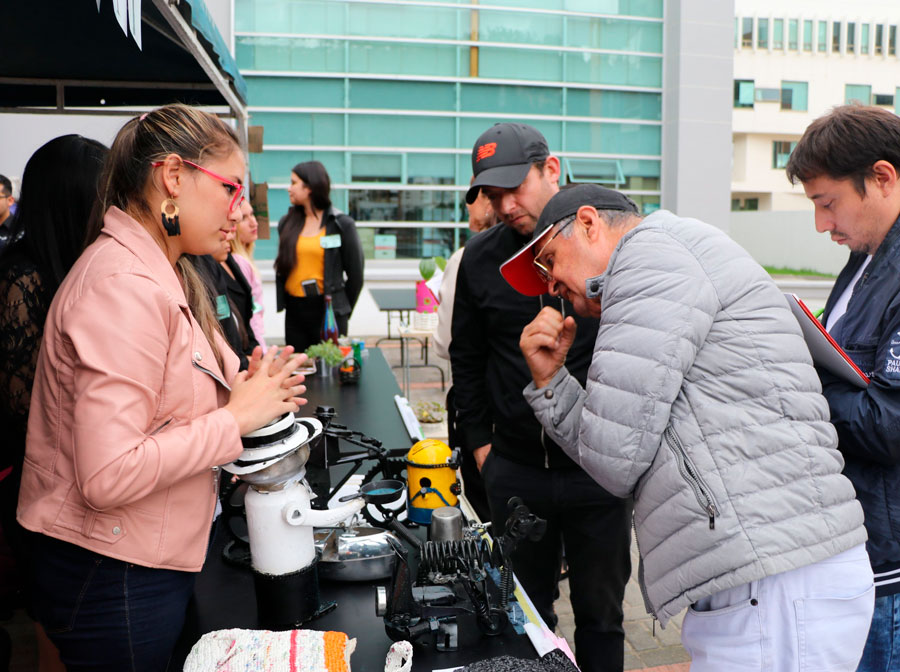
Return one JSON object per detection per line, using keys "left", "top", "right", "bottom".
{"left": 662, "top": 0, "right": 735, "bottom": 231}
{"left": 729, "top": 209, "right": 849, "bottom": 274}
{"left": 0, "top": 115, "right": 128, "bottom": 194}
{"left": 731, "top": 132, "right": 811, "bottom": 203}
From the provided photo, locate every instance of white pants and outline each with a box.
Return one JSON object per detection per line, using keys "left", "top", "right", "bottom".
{"left": 681, "top": 543, "right": 874, "bottom": 672}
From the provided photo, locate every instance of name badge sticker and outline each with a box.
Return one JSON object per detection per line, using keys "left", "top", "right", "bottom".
{"left": 320, "top": 234, "right": 342, "bottom": 249}
{"left": 215, "top": 294, "right": 231, "bottom": 320}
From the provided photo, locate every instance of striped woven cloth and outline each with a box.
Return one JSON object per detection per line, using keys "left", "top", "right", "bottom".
{"left": 183, "top": 628, "right": 354, "bottom": 672}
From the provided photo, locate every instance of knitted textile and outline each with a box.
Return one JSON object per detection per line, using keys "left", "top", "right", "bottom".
{"left": 183, "top": 628, "right": 355, "bottom": 672}
{"left": 384, "top": 641, "right": 413, "bottom": 672}
{"left": 462, "top": 649, "right": 580, "bottom": 672}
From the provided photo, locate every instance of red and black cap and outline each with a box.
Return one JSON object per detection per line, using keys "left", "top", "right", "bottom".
{"left": 500, "top": 183, "right": 638, "bottom": 296}
{"left": 466, "top": 123, "right": 550, "bottom": 204}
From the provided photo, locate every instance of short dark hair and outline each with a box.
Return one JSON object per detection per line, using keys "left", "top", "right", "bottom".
{"left": 786, "top": 104, "right": 900, "bottom": 196}
{"left": 0, "top": 175, "right": 11, "bottom": 198}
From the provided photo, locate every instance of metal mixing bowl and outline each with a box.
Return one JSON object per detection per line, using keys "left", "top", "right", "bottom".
{"left": 315, "top": 526, "right": 398, "bottom": 581}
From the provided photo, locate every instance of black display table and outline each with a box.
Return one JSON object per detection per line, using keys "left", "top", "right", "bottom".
{"left": 181, "top": 348, "right": 536, "bottom": 670}
{"left": 190, "top": 528, "right": 537, "bottom": 671}
{"left": 299, "top": 347, "right": 414, "bottom": 452}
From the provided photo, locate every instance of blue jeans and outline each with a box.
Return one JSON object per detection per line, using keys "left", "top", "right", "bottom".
{"left": 27, "top": 533, "right": 196, "bottom": 672}
{"left": 857, "top": 593, "right": 900, "bottom": 671}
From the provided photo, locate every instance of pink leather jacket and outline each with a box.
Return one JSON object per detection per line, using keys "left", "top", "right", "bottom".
{"left": 17, "top": 207, "right": 242, "bottom": 572}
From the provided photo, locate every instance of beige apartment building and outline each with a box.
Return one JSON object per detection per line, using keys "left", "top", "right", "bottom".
{"left": 732, "top": 0, "right": 900, "bottom": 212}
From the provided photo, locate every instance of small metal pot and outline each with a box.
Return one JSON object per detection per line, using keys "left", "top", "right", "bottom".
{"left": 314, "top": 526, "right": 398, "bottom": 582}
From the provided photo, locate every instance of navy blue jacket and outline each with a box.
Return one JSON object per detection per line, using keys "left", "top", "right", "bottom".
{"left": 820, "top": 215, "right": 900, "bottom": 569}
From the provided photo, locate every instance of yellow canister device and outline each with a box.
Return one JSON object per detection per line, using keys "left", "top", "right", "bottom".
{"left": 405, "top": 439, "right": 461, "bottom": 524}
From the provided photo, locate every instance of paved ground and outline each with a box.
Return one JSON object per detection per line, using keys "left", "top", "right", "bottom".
{"left": 1, "top": 338, "right": 691, "bottom": 672}
{"left": 380, "top": 339, "right": 691, "bottom": 671}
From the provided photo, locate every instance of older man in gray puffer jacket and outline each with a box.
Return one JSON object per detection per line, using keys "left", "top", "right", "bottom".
{"left": 502, "top": 184, "right": 873, "bottom": 671}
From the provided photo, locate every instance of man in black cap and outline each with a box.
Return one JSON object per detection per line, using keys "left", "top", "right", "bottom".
{"left": 510, "top": 184, "right": 873, "bottom": 669}
{"left": 449, "top": 123, "right": 633, "bottom": 672}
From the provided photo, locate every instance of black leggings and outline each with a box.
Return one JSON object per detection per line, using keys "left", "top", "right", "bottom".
{"left": 283, "top": 294, "right": 348, "bottom": 353}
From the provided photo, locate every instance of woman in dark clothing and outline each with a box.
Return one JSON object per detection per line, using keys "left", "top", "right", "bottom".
{"left": 0, "top": 134, "right": 108, "bottom": 527}
{"left": 0, "top": 133, "right": 108, "bottom": 672}
{"left": 274, "top": 161, "right": 364, "bottom": 352}
{"left": 214, "top": 223, "right": 259, "bottom": 367}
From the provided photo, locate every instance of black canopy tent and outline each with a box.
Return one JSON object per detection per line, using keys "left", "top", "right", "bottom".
{"left": 0, "top": 0, "right": 248, "bottom": 148}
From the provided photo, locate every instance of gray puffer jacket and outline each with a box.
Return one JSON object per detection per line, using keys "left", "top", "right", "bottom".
{"left": 525, "top": 210, "right": 866, "bottom": 626}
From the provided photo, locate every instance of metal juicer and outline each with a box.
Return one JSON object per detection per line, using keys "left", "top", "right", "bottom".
{"left": 221, "top": 412, "right": 368, "bottom": 628}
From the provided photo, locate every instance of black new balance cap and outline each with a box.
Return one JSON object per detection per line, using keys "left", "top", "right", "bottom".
{"left": 500, "top": 183, "right": 639, "bottom": 296}
{"left": 466, "top": 123, "right": 550, "bottom": 204}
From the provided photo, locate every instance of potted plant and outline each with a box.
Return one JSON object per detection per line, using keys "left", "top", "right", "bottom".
{"left": 414, "top": 400, "right": 446, "bottom": 424}
{"left": 305, "top": 340, "right": 344, "bottom": 375}
{"left": 414, "top": 256, "right": 446, "bottom": 330}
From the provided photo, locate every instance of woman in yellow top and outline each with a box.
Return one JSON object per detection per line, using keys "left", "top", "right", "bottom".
{"left": 275, "top": 161, "right": 364, "bottom": 351}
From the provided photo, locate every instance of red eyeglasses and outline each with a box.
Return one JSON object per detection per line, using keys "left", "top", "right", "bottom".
{"left": 151, "top": 158, "right": 245, "bottom": 213}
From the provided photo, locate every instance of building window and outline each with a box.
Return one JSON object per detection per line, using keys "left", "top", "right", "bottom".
{"left": 731, "top": 197, "right": 759, "bottom": 211}
{"left": 874, "top": 93, "right": 894, "bottom": 106}
{"left": 755, "top": 87, "right": 781, "bottom": 104}
{"left": 742, "top": 17, "right": 753, "bottom": 47}
{"left": 845, "top": 84, "right": 872, "bottom": 105}
{"left": 817, "top": 21, "right": 828, "bottom": 52}
{"left": 734, "top": 80, "right": 755, "bottom": 108}
{"left": 803, "top": 20, "right": 813, "bottom": 51}
{"left": 781, "top": 81, "right": 808, "bottom": 111}
{"left": 876, "top": 24, "right": 884, "bottom": 55}
{"left": 758, "top": 18, "right": 769, "bottom": 49}
{"left": 350, "top": 153, "right": 402, "bottom": 183}
{"left": 847, "top": 23, "right": 856, "bottom": 53}
{"left": 861, "top": 24, "right": 870, "bottom": 55}
{"left": 348, "top": 190, "right": 460, "bottom": 227}
{"left": 895, "top": 88, "right": 900, "bottom": 115}
{"left": 564, "top": 158, "right": 627, "bottom": 188}
{"left": 788, "top": 19, "right": 799, "bottom": 50}
{"left": 891, "top": 26, "right": 897, "bottom": 56}
{"left": 773, "top": 19, "right": 784, "bottom": 49}
{"left": 773, "top": 141, "right": 797, "bottom": 169}
{"left": 833, "top": 22, "right": 842, "bottom": 52}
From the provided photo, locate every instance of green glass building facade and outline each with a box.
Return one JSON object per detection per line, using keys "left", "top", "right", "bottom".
{"left": 235, "top": 0, "right": 665, "bottom": 261}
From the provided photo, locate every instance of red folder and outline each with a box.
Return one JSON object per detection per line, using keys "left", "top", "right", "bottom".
{"left": 784, "top": 293, "right": 869, "bottom": 388}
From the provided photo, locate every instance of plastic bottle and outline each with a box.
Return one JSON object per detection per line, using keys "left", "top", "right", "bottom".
{"left": 320, "top": 295, "right": 340, "bottom": 345}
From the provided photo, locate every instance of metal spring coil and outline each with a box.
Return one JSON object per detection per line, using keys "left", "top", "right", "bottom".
{"left": 420, "top": 539, "right": 489, "bottom": 575}
{"left": 498, "top": 566, "right": 513, "bottom": 609}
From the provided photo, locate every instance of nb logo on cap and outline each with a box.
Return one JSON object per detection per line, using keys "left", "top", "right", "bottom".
{"left": 476, "top": 143, "right": 497, "bottom": 162}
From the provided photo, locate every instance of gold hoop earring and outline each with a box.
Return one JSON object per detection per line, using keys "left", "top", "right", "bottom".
{"left": 160, "top": 198, "right": 181, "bottom": 236}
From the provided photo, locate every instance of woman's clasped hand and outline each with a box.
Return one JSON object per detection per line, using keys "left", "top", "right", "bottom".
{"left": 227, "top": 345, "right": 309, "bottom": 435}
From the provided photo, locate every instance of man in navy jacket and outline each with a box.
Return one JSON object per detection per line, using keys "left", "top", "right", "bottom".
{"left": 787, "top": 104, "right": 900, "bottom": 671}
